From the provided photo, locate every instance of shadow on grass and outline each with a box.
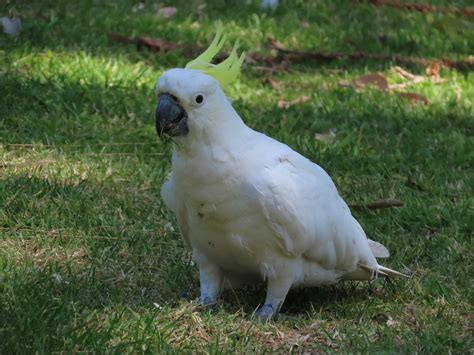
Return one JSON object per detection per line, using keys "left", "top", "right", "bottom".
{"left": 0, "top": 260, "right": 191, "bottom": 352}
{"left": 217, "top": 279, "right": 397, "bottom": 319}
{"left": 0, "top": 173, "right": 196, "bottom": 351}
{"left": 0, "top": 173, "right": 193, "bottom": 296}
{"left": 0, "top": 73, "right": 158, "bottom": 148}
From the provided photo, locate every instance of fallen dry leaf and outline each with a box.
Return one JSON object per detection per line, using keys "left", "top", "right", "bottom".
{"left": 315, "top": 129, "right": 337, "bottom": 143}
{"left": 277, "top": 95, "right": 310, "bottom": 109}
{"left": 107, "top": 33, "right": 178, "bottom": 52}
{"left": 397, "top": 92, "right": 429, "bottom": 105}
{"left": 1, "top": 17, "right": 21, "bottom": 35}
{"left": 426, "top": 61, "right": 441, "bottom": 79}
{"left": 386, "top": 316, "right": 401, "bottom": 327}
{"left": 156, "top": 6, "right": 177, "bottom": 19}
{"left": 266, "top": 78, "right": 282, "bottom": 89}
{"left": 339, "top": 67, "right": 433, "bottom": 105}
{"left": 352, "top": 73, "right": 389, "bottom": 91}
{"left": 268, "top": 38, "right": 287, "bottom": 51}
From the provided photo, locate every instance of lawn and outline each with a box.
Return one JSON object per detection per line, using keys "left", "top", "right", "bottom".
{"left": 0, "top": 0, "right": 472, "bottom": 352}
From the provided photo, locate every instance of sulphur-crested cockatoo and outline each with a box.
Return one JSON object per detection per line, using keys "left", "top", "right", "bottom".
{"left": 155, "top": 25, "right": 406, "bottom": 319}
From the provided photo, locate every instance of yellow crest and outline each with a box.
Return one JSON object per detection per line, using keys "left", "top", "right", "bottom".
{"left": 185, "top": 23, "right": 245, "bottom": 88}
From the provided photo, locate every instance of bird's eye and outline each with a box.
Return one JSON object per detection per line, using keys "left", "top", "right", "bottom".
{"left": 195, "top": 94, "right": 204, "bottom": 104}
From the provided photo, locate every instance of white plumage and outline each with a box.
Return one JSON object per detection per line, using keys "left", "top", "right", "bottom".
{"left": 155, "top": 68, "right": 405, "bottom": 319}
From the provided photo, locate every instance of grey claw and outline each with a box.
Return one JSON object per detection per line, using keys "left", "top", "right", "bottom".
{"left": 197, "top": 296, "right": 217, "bottom": 310}
{"left": 255, "top": 304, "right": 275, "bottom": 320}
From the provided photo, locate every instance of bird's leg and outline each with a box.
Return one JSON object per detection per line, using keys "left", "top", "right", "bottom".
{"left": 198, "top": 261, "right": 223, "bottom": 307}
{"left": 256, "top": 276, "right": 293, "bottom": 320}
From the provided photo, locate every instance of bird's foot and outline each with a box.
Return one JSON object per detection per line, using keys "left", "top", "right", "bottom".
{"left": 255, "top": 304, "right": 276, "bottom": 321}
{"left": 197, "top": 296, "right": 217, "bottom": 310}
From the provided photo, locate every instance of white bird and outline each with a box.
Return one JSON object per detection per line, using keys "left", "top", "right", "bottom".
{"left": 155, "top": 28, "right": 406, "bottom": 319}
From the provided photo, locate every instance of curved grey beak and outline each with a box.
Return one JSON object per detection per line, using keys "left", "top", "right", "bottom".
{"left": 155, "top": 93, "right": 188, "bottom": 137}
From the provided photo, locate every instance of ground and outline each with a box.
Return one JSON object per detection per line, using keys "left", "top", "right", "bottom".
{"left": 0, "top": 0, "right": 472, "bottom": 353}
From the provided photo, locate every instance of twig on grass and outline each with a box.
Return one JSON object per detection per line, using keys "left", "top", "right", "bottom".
{"left": 353, "top": 0, "right": 474, "bottom": 17}
{"left": 349, "top": 198, "right": 404, "bottom": 210}
{"left": 388, "top": 66, "right": 446, "bottom": 90}
{"left": 267, "top": 39, "right": 474, "bottom": 72}
{"left": 108, "top": 32, "right": 176, "bottom": 52}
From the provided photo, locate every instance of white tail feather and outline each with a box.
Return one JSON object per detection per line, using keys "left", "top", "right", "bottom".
{"left": 343, "top": 264, "right": 408, "bottom": 281}
{"left": 377, "top": 265, "right": 409, "bottom": 279}
{"left": 368, "top": 239, "right": 390, "bottom": 258}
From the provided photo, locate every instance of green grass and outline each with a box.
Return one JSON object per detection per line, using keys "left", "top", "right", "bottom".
{"left": 1, "top": 0, "right": 473, "bottom": 352}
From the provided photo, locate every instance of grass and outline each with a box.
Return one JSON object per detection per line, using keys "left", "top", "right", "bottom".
{"left": 1, "top": 0, "right": 473, "bottom": 352}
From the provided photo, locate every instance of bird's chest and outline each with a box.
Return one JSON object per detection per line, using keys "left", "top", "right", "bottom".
{"left": 184, "top": 195, "right": 264, "bottom": 272}
{"left": 172, "top": 152, "right": 269, "bottom": 272}
{"left": 176, "top": 176, "right": 266, "bottom": 272}
{"left": 174, "top": 153, "right": 249, "bottom": 222}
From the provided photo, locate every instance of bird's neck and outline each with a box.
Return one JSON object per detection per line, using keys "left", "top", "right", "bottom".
{"left": 172, "top": 105, "right": 252, "bottom": 160}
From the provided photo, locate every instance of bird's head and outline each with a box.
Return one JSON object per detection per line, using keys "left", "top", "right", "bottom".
{"left": 154, "top": 24, "right": 245, "bottom": 139}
